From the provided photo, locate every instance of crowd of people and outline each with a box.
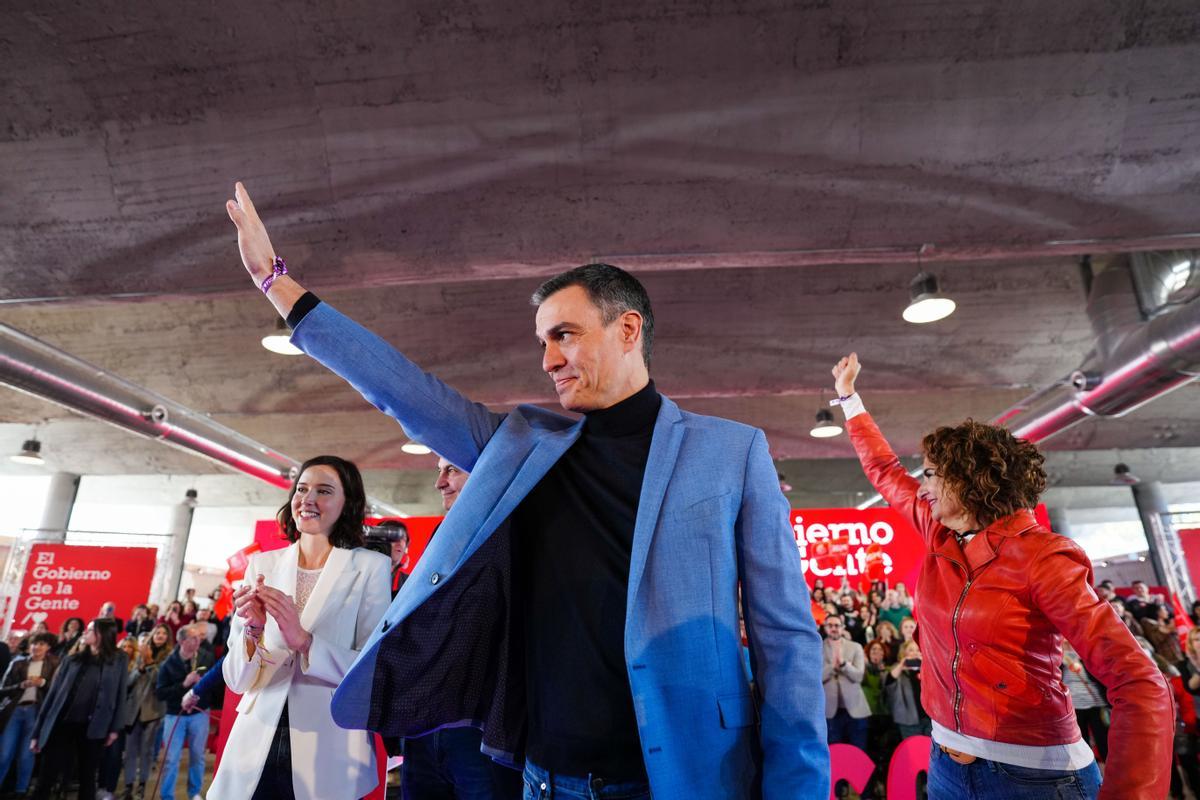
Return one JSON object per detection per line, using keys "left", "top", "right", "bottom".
{"left": 0, "top": 591, "right": 229, "bottom": 800}
{"left": 813, "top": 573, "right": 1200, "bottom": 799}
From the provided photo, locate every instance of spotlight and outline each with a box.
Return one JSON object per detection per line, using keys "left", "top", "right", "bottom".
{"left": 809, "top": 409, "right": 843, "bottom": 438}
{"left": 261, "top": 318, "right": 302, "bottom": 355}
{"left": 1112, "top": 463, "right": 1140, "bottom": 486}
{"left": 902, "top": 272, "right": 956, "bottom": 324}
{"left": 10, "top": 439, "right": 44, "bottom": 466}
{"left": 401, "top": 442, "right": 432, "bottom": 455}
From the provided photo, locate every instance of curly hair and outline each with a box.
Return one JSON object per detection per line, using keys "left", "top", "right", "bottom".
{"left": 276, "top": 455, "right": 366, "bottom": 550}
{"left": 922, "top": 419, "right": 1047, "bottom": 528}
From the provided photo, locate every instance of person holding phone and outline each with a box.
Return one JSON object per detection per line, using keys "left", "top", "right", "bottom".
{"left": 885, "top": 640, "right": 931, "bottom": 740}
{"left": 155, "top": 624, "right": 214, "bottom": 800}
{"left": 832, "top": 352, "right": 1172, "bottom": 799}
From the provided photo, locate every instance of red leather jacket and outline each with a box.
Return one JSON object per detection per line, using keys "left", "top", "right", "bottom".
{"left": 848, "top": 412, "right": 1172, "bottom": 800}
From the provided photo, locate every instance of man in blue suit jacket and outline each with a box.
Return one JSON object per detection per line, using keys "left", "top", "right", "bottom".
{"left": 226, "top": 182, "right": 827, "bottom": 799}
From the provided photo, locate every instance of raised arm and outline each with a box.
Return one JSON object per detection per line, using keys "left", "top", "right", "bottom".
{"left": 225, "top": 182, "right": 502, "bottom": 470}
{"left": 226, "top": 182, "right": 305, "bottom": 319}
{"left": 832, "top": 353, "right": 941, "bottom": 548}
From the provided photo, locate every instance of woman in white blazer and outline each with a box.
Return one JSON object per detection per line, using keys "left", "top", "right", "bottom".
{"left": 209, "top": 455, "right": 391, "bottom": 800}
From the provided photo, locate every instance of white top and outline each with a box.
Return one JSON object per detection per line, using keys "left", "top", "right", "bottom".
{"left": 20, "top": 660, "right": 42, "bottom": 704}
{"left": 296, "top": 567, "right": 323, "bottom": 612}
{"left": 932, "top": 721, "right": 1096, "bottom": 770}
{"left": 841, "top": 393, "right": 1096, "bottom": 772}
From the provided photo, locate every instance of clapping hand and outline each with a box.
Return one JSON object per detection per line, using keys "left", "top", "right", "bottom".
{"left": 257, "top": 585, "right": 313, "bottom": 654}
{"left": 232, "top": 575, "right": 268, "bottom": 633}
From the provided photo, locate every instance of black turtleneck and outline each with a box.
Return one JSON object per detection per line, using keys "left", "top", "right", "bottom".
{"left": 516, "top": 379, "right": 661, "bottom": 780}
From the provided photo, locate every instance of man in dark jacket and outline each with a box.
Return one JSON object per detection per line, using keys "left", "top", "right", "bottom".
{"left": 155, "top": 625, "right": 214, "bottom": 800}
{"left": 399, "top": 457, "right": 522, "bottom": 799}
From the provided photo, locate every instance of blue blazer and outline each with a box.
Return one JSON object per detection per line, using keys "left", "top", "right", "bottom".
{"left": 293, "top": 302, "right": 828, "bottom": 799}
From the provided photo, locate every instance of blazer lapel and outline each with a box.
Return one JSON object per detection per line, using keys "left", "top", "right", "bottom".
{"left": 626, "top": 398, "right": 685, "bottom": 611}
{"left": 299, "top": 546, "right": 354, "bottom": 633}
{"left": 269, "top": 543, "right": 300, "bottom": 597}
{"left": 453, "top": 422, "right": 584, "bottom": 569}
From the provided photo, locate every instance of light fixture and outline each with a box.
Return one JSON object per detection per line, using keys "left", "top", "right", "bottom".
{"left": 1112, "top": 463, "right": 1140, "bottom": 486}
{"left": 809, "top": 408, "right": 843, "bottom": 438}
{"left": 902, "top": 272, "right": 957, "bottom": 324}
{"left": 401, "top": 442, "right": 432, "bottom": 455}
{"left": 11, "top": 439, "right": 44, "bottom": 465}
{"left": 261, "top": 318, "right": 302, "bottom": 355}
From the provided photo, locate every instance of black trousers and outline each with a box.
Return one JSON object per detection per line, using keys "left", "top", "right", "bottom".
{"left": 1074, "top": 706, "right": 1109, "bottom": 761}
{"left": 251, "top": 705, "right": 296, "bottom": 800}
{"left": 31, "top": 720, "right": 104, "bottom": 800}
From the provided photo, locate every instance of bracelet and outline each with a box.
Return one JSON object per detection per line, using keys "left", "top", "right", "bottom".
{"left": 828, "top": 394, "right": 855, "bottom": 407}
{"left": 260, "top": 256, "right": 288, "bottom": 294}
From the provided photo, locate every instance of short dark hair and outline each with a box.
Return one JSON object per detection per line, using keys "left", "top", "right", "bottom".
{"left": 923, "top": 420, "right": 1047, "bottom": 527}
{"left": 1132, "top": 579, "right": 1146, "bottom": 586}
{"left": 31, "top": 632, "right": 57, "bottom": 648}
{"left": 377, "top": 519, "right": 409, "bottom": 544}
{"left": 531, "top": 263, "right": 656, "bottom": 366}
{"left": 277, "top": 455, "right": 367, "bottom": 550}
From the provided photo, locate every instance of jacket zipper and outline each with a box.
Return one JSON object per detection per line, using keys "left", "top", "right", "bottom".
{"left": 951, "top": 577, "right": 972, "bottom": 731}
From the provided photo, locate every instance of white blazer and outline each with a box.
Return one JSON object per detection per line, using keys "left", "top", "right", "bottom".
{"left": 207, "top": 543, "right": 391, "bottom": 800}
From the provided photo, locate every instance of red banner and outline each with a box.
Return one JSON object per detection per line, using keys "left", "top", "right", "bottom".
{"left": 11, "top": 544, "right": 157, "bottom": 633}
{"left": 793, "top": 508, "right": 925, "bottom": 591}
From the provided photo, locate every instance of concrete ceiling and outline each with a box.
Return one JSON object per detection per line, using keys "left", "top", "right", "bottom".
{"left": 2, "top": 0, "right": 1200, "bottom": 515}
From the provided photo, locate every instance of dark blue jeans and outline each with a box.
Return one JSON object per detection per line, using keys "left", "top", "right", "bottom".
{"left": 403, "top": 727, "right": 519, "bottom": 800}
{"left": 521, "top": 760, "right": 650, "bottom": 800}
{"left": 927, "top": 741, "right": 1102, "bottom": 799}
{"left": 826, "top": 707, "right": 869, "bottom": 750}
{"left": 0, "top": 703, "right": 38, "bottom": 792}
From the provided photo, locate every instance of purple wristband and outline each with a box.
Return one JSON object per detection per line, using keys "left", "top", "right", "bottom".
{"left": 260, "top": 256, "right": 288, "bottom": 294}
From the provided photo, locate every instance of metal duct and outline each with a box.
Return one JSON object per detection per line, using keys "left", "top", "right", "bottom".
{"left": 858, "top": 252, "right": 1200, "bottom": 510}
{"left": 996, "top": 253, "right": 1200, "bottom": 441}
{"left": 0, "top": 323, "right": 406, "bottom": 516}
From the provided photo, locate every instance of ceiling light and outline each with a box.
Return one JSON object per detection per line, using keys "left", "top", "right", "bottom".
{"left": 810, "top": 409, "right": 843, "bottom": 438}
{"left": 902, "top": 272, "right": 956, "bottom": 324}
{"left": 1112, "top": 463, "right": 1139, "bottom": 486}
{"left": 401, "top": 442, "right": 432, "bottom": 455}
{"left": 261, "top": 318, "right": 302, "bottom": 355}
{"left": 11, "top": 439, "right": 44, "bottom": 465}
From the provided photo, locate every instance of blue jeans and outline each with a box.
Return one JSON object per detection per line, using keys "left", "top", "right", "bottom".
{"left": 161, "top": 712, "right": 209, "bottom": 800}
{"left": 927, "top": 741, "right": 1102, "bottom": 799}
{"left": 522, "top": 760, "right": 650, "bottom": 799}
{"left": 826, "top": 708, "right": 869, "bottom": 750}
{"left": 0, "top": 703, "right": 38, "bottom": 792}
{"left": 402, "top": 727, "right": 509, "bottom": 800}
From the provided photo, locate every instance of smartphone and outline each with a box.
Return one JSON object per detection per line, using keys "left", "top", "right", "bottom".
{"left": 903, "top": 658, "right": 922, "bottom": 671}
{"left": 195, "top": 666, "right": 208, "bottom": 675}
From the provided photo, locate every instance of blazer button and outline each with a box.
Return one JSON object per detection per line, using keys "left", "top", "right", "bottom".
{"left": 431, "top": 572, "right": 440, "bottom": 585}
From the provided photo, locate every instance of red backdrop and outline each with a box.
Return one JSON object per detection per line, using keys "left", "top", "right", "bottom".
{"left": 9, "top": 544, "right": 156, "bottom": 633}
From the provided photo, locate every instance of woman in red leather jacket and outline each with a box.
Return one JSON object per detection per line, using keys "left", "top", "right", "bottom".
{"left": 831, "top": 353, "right": 1172, "bottom": 800}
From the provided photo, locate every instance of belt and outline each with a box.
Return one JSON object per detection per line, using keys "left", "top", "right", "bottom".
{"left": 939, "top": 745, "right": 978, "bottom": 765}
{"left": 17, "top": 701, "right": 36, "bottom": 706}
